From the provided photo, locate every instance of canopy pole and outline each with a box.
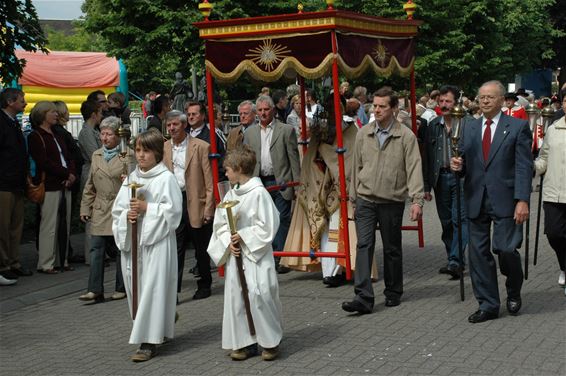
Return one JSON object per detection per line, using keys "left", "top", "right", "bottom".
{"left": 298, "top": 76, "right": 308, "bottom": 155}
{"left": 205, "top": 68, "right": 220, "bottom": 203}
{"left": 330, "top": 30, "right": 352, "bottom": 281}
{"left": 206, "top": 67, "right": 224, "bottom": 278}
{"left": 410, "top": 66, "right": 424, "bottom": 247}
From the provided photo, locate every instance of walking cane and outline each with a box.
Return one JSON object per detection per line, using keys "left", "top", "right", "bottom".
{"left": 218, "top": 199, "right": 256, "bottom": 336}
{"left": 129, "top": 182, "right": 144, "bottom": 320}
{"left": 524, "top": 104, "right": 539, "bottom": 277}
{"left": 450, "top": 94, "right": 466, "bottom": 302}
{"left": 534, "top": 105, "right": 556, "bottom": 265}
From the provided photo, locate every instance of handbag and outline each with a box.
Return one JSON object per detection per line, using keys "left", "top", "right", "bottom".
{"left": 26, "top": 172, "right": 46, "bottom": 204}
{"left": 26, "top": 132, "right": 47, "bottom": 204}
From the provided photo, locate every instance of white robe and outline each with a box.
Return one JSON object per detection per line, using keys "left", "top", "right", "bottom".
{"left": 207, "top": 177, "right": 283, "bottom": 350}
{"left": 112, "top": 162, "right": 182, "bottom": 345}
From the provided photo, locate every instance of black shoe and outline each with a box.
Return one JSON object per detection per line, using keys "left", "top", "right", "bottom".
{"left": 341, "top": 300, "right": 372, "bottom": 314}
{"left": 10, "top": 267, "right": 32, "bottom": 277}
{"left": 506, "top": 297, "right": 522, "bottom": 315}
{"left": 0, "top": 270, "right": 19, "bottom": 280}
{"left": 468, "top": 310, "right": 498, "bottom": 323}
{"left": 385, "top": 297, "right": 400, "bottom": 307}
{"left": 276, "top": 265, "right": 291, "bottom": 274}
{"left": 193, "top": 288, "right": 211, "bottom": 300}
{"left": 447, "top": 265, "right": 462, "bottom": 280}
{"left": 439, "top": 266, "right": 451, "bottom": 275}
{"left": 323, "top": 275, "right": 345, "bottom": 288}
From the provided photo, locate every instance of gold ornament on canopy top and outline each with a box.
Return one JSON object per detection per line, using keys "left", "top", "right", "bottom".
{"left": 403, "top": 0, "right": 417, "bottom": 20}
{"left": 199, "top": 0, "right": 213, "bottom": 20}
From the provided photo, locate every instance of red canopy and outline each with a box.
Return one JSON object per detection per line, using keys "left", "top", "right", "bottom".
{"left": 195, "top": 10, "right": 421, "bottom": 83}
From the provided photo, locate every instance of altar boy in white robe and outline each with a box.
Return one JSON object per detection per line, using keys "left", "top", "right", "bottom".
{"left": 112, "top": 129, "right": 182, "bottom": 362}
{"left": 207, "top": 145, "right": 283, "bottom": 361}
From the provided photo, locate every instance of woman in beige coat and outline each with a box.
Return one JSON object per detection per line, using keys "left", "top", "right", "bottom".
{"left": 78, "top": 117, "right": 133, "bottom": 302}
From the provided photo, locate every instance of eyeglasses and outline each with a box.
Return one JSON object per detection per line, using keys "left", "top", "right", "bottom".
{"left": 478, "top": 95, "right": 499, "bottom": 101}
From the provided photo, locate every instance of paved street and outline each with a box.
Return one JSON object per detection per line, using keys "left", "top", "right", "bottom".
{"left": 1, "top": 191, "right": 565, "bottom": 376}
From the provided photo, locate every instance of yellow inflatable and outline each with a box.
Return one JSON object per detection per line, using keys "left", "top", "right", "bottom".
{"left": 23, "top": 86, "right": 116, "bottom": 115}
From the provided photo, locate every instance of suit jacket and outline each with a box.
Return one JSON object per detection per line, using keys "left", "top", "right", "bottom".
{"left": 460, "top": 113, "right": 532, "bottom": 219}
{"left": 226, "top": 122, "right": 255, "bottom": 152}
{"left": 163, "top": 136, "right": 214, "bottom": 228}
{"left": 244, "top": 119, "right": 301, "bottom": 201}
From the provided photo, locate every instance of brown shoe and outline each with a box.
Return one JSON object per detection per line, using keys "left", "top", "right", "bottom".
{"left": 261, "top": 346, "right": 279, "bottom": 361}
{"left": 230, "top": 344, "right": 258, "bottom": 361}
{"left": 131, "top": 344, "right": 156, "bottom": 362}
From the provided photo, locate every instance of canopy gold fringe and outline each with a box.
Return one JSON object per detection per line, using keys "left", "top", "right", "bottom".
{"left": 205, "top": 54, "right": 335, "bottom": 83}
{"left": 337, "top": 55, "right": 414, "bottom": 78}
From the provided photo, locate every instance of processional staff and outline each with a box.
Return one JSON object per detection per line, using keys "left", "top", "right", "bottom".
{"left": 524, "top": 103, "right": 540, "bottom": 278}
{"left": 450, "top": 91, "right": 466, "bottom": 302}
{"left": 217, "top": 183, "right": 256, "bottom": 336}
{"left": 118, "top": 124, "right": 143, "bottom": 320}
{"left": 533, "top": 104, "right": 555, "bottom": 266}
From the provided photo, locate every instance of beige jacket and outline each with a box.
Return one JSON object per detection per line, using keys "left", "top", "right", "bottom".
{"left": 80, "top": 149, "right": 133, "bottom": 236}
{"left": 534, "top": 116, "right": 566, "bottom": 203}
{"left": 350, "top": 120, "right": 424, "bottom": 205}
{"left": 163, "top": 136, "right": 214, "bottom": 228}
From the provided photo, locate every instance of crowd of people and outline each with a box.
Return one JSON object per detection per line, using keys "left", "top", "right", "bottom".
{"left": 1, "top": 78, "right": 565, "bottom": 362}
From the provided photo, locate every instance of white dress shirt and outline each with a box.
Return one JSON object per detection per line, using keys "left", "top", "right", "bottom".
{"left": 172, "top": 135, "right": 188, "bottom": 191}
{"left": 260, "top": 121, "right": 274, "bottom": 176}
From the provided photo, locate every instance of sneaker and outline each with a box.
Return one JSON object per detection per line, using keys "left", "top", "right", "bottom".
{"left": 261, "top": 346, "right": 279, "bottom": 361}
{"left": 111, "top": 292, "right": 127, "bottom": 300}
{"left": 0, "top": 275, "right": 17, "bottom": 286}
{"left": 230, "top": 344, "right": 258, "bottom": 361}
{"left": 559, "top": 271, "right": 565, "bottom": 286}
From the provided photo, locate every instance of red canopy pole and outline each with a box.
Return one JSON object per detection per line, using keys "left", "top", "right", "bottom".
{"left": 410, "top": 65, "right": 424, "bottom": 248}
{"left": 206, "top": 67, "right": 225, "bottom": 277}
{"left": 298, "top": 76, "right": 308, "bottom": 155}
{"left": 206, "top": 68, "right": 220, "bottom": 203}
{"left": 330, "top": 30, "right": 352, "bottom": 281}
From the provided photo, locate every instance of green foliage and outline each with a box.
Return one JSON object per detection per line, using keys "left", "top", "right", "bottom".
{"left": 0, "top": 0, "right": 48, "bottom": 85}
{"left": 44, "top": 23, "right": 105, "bottom": 52}
{"left": 78, "top": 0, "right": 560, "bottom": 97}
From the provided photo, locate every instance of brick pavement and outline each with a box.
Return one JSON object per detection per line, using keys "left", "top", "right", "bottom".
{"left": 1, "top": 192, "right": 565, "bottom": 375}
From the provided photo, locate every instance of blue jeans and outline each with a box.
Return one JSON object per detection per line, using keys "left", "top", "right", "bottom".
{"left": 87, "top": 235, "right": 125, "bottom": 294}
{"left": 433, "top": 172, "right": 468, "bottom": 268}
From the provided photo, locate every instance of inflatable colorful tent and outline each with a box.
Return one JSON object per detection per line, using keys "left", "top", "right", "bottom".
{"left": 14, "top": 50, "right": 128, "bottom": 115}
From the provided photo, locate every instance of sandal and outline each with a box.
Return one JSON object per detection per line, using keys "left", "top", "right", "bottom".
{"left": 37, "top": 269, "right": 58, "bottom": 274}
{"left": 131, "top": 344, "right": 156, "bottom": 362}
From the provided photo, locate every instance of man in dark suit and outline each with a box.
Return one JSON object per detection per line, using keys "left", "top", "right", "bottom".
{"left": 451, "top": 80, "right": 532, "bottom": 323}
{"left": 244, "top": 95, "right": 300, "bottom": 273}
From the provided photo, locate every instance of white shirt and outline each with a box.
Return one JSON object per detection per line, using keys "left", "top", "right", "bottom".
{"left": 190, "top": 124, "right": 205, "bottom": 138}
{"left": 482, "top": 112, "right": 502, "bottom": 143}
{"left": 260, "top": 121, "right": 274, "bottom": 176}
{"left": 172, "top": 135, "right": 188, "bottom": 190}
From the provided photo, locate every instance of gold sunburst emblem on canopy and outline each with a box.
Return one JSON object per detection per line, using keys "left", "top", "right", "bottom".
{"left": 245, "top": 39, "right": 292, "bottom": 72}
{"left": 372, "top": 40, "right": 390, "bottom": 66}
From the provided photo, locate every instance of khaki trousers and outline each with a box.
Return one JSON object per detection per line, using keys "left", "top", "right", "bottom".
{"left": 37, "top": 190, "right": 71, "bottom": 271}
{"left": 0, "top": 191, "right": 24, "bottom": 271}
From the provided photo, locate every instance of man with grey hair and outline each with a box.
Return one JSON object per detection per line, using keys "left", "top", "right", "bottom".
{"left": 163, "top": 110, "right": 215, "bottom": 300}
{"left": 244, "top": 95, "right": 300, "bottom": 273}
{"left": 353, "top": 86, "right": 369, "bottom": 125}
{"left": 451, "top": 80, "right": 532, "bottom": 323}
{"left": 227, "top": 100, "right": 256, "bottom": 151}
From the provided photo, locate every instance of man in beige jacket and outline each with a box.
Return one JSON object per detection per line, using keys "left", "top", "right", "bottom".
{"left": 342, "top": 87, "right": 424, "bottom": 314}
{"left": 163, "top": 110, "right": 215, "bottom": 300}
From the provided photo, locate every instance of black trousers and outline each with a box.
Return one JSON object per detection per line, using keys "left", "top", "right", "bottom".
{"left": 544, "top": 201, "right": 566, "bottom": 271}
{"left": 353, "top": 198, "right": 404, "bottom": 310}
{"left": 176, "top": 195, "right": 213, "bottom": 292}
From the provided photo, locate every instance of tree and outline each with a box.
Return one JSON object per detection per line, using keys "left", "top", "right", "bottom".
{"left": 80, "top": 0, "right": 560, "bottom": 97}
{"left": 0, "top": 0, "right": 48, "bottom": 85}
{"left": 44, "top": 23, "right": 105, "bottom": 52}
